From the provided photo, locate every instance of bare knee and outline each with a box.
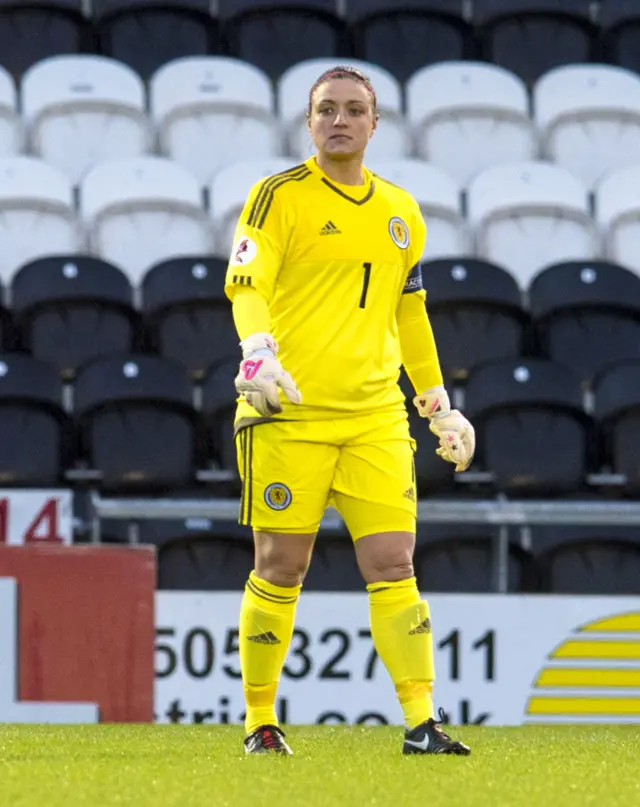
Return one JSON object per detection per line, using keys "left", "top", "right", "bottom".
{"left": 253, "top": 531, "right": 316, "bottom": 587}
{"left": 355, "top": 531, "right": 416, "bottom": 584}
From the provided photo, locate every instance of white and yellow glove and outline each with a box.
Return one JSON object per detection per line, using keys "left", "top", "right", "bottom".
{"left": 414, "top": 386, "right": 475, "bottom": 472}
{"left": 235, "top": 332, "right": 302, "bottom": 416}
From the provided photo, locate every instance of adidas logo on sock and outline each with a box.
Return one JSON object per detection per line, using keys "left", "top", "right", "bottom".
{"left": 403, "top": 487, "right": 416, "bottom": 502}
{"left": 319, "top": 220, "right": 341, "bottom": 235}
{"left": 409, "top": 618, "right": 431, "bottom": 635}
{"left": 247, "top": 631, "right": 281, "bottom": 645}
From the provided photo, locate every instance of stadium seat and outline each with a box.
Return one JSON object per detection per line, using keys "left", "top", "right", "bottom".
{"left": 278, "top": 58, "right": 408, "bottom": 162}
{"left": 200, "top": 359, "right": 239, "bottom": 476}
{"left": 141, "top": 256, "right": 238, "bottom": 379}
{"left": 0, "top": 353, "right": 71, "bottom": 486}
{"left": 304, "top": 536, "right": 363, "bottom": 591}
{"left": 464, "top": 357, "right": 594, "bottom": 495}
{"left": 467, "top": 161, "right": 598, "bottom": 290}
{"left": 81, "top": 157, "right": 214, "bottom": 286}
{"left": 0, "top": 0, "right": 91, "bottom": 78}
{"left": 0, "top": 64, "right": 19, "bottom": 157}
{"left": 22, "top": 55, "right": 151, "bottom": 186}
{"left": 538, "top": 539, "right": 640, "bottom": 594}
{"left": 407, "top": 62, "right": 536, "bottom": 186}
{"left": 93, "top": 0, "right": 220, "bottom": 80}
{"left": 150, "top": 57, "right": 279, "bottom": 186}
{"left": 347, "top": 0, "right": 474, "bottom": 84}
{"left": 596, "top": 163, "right": 640, "bottom": 277}
{"left": 601, "top": 0, "right": 640, "bottom": 76}
{"left": 367, "top": 160, "right": 467, "bottom": 260}
{"left": 0, "top": 156, "right": 79, "bottom": 285}
{"left": 157, "top": 535, "right": 254, "bottom": 590}
{"left": 529, "top": 261, "right": 640, "bottom": 388}
{"left": 209, "top": 158, "right": 299, "bottom": 257}
{"left": 593, "top": 359, "right": 640, "bottom": 495}
{"left": 534, "top": 64, "right": 640, "bottom": 190}
{"left": 74, "top": 354, "right": 201, "bottom": 492}
{"left": 422, "top": 258, "right": 528, "bottom": 383}
{"left": 414, "top": 536, "right": 536, "bottom": 593}
{"left": 474, "top": 0, "right": 599, "bottom": 86}
{"left": 219, "top": 0, "right": 346, "bottom": 80}
{"left": 12, "top": 255, "right": 138, "bottom": 379}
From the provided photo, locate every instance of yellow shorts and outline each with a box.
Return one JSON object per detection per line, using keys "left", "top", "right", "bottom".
{"left": 235, "top": 410, "right": 417, "bottom": 540}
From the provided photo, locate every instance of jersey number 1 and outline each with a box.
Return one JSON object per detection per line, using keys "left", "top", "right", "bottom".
{"left": 359, "top": 262, "right": 372, "bottom": 309}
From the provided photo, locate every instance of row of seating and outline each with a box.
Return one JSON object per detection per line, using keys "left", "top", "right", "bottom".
{"left": 94, "top": 527, "right": 640, "bottom": 595}
{"left": 2, "top": 255, "right": 640, "bottom": 392}
{"left": 2, "top": 152, "right": 640, "bottom": 288}
{"left": 2, "top": 352, "right": 640, "bottom": 496}
{"left": 5, "top": 56, "right": 640, "bottom": 191}
{"left": 3, "top": 0, "right": 640, "bottom": 84}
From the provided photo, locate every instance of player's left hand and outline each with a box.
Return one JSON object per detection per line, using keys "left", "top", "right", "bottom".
{"left": 413, "top": 386, "right": 475, "bottom": 472}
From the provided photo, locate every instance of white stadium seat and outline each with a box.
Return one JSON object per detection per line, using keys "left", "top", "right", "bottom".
{"left": 406, "top": 62, "right": 536, "bottom": 186}
{"left": 278, "top": 58, "right": 409, "bottom": 163}
{"left": 368, "top": 160, "right": 468, "bottom": 260}
{"left": 596, "top": 163, "right": 640, "bottom": 277}
{"left": 151, "top": 57, "right": 279, "bottom": 186}
{"left": 0, "top": 65, "right": 20, "bottom": 158}
{"left": 0, "top": 157, "right": 79, "bottom": 284}
{"left": 21, "top": 56, "right": 151, "bottom": 186}
{"left": 467, "top": 162, "right": 598, "bottom": 289}
{"left": 535, "top": 64, "right": 640, "bottom": 190}
{"left": 210, "top": 158, "right": 299, "bottom": 257}
{"left": 81, "top": 157, "right": 213, "bottom": 286}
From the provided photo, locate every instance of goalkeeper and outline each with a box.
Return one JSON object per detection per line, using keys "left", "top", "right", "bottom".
{"left": 225, "top": 65, "right": 474, "bottom": 756}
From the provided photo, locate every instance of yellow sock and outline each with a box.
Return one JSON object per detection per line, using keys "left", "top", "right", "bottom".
{"left": 367, "top": 577, "right": 435, "bottom": 730}
{"left": 239, "top": 570, "right": 301, "bottom": 735}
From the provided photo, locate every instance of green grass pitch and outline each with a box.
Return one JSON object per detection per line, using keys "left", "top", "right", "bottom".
{"left": 0, "top": 724, "right": 638, "bottom": 807}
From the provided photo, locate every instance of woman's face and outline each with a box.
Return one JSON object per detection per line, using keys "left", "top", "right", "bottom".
{"left": 307, "top": 77, "right": 377, "bottom": 160}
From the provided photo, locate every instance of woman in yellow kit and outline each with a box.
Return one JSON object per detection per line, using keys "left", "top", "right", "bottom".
{"left": 225, "top": 65, "right": 475, "bottom": 756}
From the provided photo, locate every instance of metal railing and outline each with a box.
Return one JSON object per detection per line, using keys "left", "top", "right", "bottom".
{"left": 87, "top": 494, "right": 640, "bottom": 593}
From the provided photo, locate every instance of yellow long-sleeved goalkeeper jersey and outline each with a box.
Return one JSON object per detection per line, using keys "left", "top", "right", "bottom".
{"left": 224, "top": 156, "right": 427, "bottom": 419}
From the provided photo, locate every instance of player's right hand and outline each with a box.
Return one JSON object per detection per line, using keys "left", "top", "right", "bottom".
{"left": 235, "top": 332, "right": 302, "bottom": 416}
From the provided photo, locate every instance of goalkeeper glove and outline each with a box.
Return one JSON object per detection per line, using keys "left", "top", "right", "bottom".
{"left": 413, "top": 386, "right": 475, "bottom": 472}
{"left": 235, "top": 332, "right": 302, "bottom": 417}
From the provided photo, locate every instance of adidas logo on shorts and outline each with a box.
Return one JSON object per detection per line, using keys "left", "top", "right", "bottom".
{"left": 319, "top": 220, "right": 342, "bottom": 236}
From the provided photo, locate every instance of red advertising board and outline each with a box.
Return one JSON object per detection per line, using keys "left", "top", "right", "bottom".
{"left": 0, "top": 544, "right": 155, "bottom": 722}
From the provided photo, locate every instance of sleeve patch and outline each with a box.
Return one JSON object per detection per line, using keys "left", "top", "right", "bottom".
{"left": 403, "top": 262, "right": 423, "bottom": 294}
{"left": 230, "top": 236, "right": 257, "bottom": 266}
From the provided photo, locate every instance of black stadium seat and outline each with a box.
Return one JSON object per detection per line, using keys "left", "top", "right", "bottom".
{"left": 93, "top": 0, "right": 220, "bottom": 80}
{"left": 220, "top": 0, "right": 346, "bottom": 79}
{"left": 201, "top": 359, "right": 239, "bottom": 476}
{"left": 142, "top": 257, "right": 238, "bottom": 379}
{"left": 465, "top": 358, "right": 594, "bottom": 495}
{"left": 593, "top": 360, "right": 640, "bottom": 495}
{"left": 414, "top": 536, "right": 536, "bottom": 593}
{"left": 304, "top": 536, "right": 363, "bottom": 591}
{"left": 529, "top": 261, "right": 640, "bottom": 389}
{"left": 0, "top": 0, "right": 91, "bottom": 77}
{"left": 475, "top": 0, "right": 599, "bottom": 85}
{"left": 0, "top": 353, "right": 71, "bottom": 485}
{"left": 12, "top": 256, "right": 138, "bottom": 379}
{"left": 601, "top": 0, "right": 640, "bottom": 76}
{"left": 538, "top": 538, "right": 640, "bottom": 594}
{"left": 157, "top": 534, "right": 254, "bottom": 590}
{"left": 423, "top": 258, "right": 528, "bottom": 383}
{"left": 347, "top": 0, "right": 473, "bottom": 84}
{"left": 74, "top": 354, "right": 201, "bottom": 492}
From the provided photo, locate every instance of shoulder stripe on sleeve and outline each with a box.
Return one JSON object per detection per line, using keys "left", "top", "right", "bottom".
{"left": 247, "top": 164, "right": 312, "bottom": 229}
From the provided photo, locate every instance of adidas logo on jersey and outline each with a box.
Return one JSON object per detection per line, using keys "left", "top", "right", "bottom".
{"left": 319, "top": 221, "right": 342, "bottom": 236}
{"left": 247, "top": 631, "right": 281, "bottom": 645}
